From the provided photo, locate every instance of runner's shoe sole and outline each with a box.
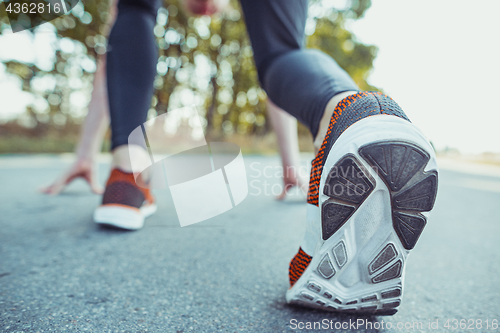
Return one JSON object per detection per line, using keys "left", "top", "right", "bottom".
{"left": 286, "top": 115, "right": 438, "bottom": 315}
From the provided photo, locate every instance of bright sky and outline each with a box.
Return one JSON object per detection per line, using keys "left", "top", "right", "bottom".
{"left": 1, "top": 0, "right": 499, "bottom": 154}
{"left": 350, "top": 0, "right": 500, "bottom": 154}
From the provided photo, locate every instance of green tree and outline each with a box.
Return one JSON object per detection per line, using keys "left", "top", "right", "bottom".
{"left": 0, "top": 0, "right": 377, "bottom": 151}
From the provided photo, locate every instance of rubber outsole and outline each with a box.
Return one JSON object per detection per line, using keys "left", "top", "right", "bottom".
{"left": 321, "top": 155, "right": 375, "bottom": 240}
{"left": 286, "top": 115, "right": 438, "bottom": 316}
{"left": 359, "top": 142, "right": 438, "bottom": 250}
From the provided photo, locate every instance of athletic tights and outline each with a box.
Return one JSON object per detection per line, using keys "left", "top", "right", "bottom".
{"left": 106, "top": 0, "right": 359, "bottom": 149}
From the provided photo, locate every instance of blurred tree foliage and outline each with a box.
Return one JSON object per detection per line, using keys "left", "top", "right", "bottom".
{"left": 0, "top": 0, "right": 376, "bottom": 147}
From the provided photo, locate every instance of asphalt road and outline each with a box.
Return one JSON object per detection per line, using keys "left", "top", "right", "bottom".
{"left": 1, "top": 155, "right": 499, "bottom": 333}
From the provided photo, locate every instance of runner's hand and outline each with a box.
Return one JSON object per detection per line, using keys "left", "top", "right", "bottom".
{"left": 40, "top": 159, "right": 104, "bottom": 195}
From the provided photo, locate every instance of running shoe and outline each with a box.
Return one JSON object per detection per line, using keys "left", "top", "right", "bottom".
{"left": 286, "top": 92, "right": 438, "bottom": 315}
{"left": 94, "top": 168, "right": 157, "bottom": 230}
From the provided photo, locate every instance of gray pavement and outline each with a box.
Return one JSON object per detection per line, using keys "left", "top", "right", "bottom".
{"left": 1, "top": 155, "right": 499, "bottom": 332}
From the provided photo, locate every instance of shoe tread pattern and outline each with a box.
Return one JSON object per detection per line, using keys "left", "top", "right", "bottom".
{"left": 296, "top": 141, "right": 436, "bottom": 315}
{"left": 321, "top": 155, "right": 375, "bottom": 240}
{"left": 292, "top": 278, "right": 402, "bottom": 316}
{"left": 359, "top": 141, "right": 438, "bottom": 250}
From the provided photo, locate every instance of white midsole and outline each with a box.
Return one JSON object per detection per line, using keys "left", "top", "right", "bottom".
{"left": 94, "top": 203, "right": 157, "bottom": 230}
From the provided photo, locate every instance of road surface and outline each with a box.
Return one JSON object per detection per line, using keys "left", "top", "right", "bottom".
{"left": 1, "top": 155, "right": 499, "bottom": 332}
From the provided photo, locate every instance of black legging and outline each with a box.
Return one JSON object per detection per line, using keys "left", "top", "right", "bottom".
{"left": 106, "top": 0, "right": 359, "bottom": 149}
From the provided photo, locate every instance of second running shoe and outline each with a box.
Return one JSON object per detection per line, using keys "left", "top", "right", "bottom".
{"left": 94, "top": 168, "right": 157, "bottom": 230}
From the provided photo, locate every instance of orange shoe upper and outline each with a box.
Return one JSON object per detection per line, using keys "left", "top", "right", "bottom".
{"left": 307, "top": 92, "right": 409, "bottom": 206}
{"left": 102, "top": 169, "right": 154, "bottom": 208}
{"left": 289, "top": 247, "right": 312, "bottom": 287}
